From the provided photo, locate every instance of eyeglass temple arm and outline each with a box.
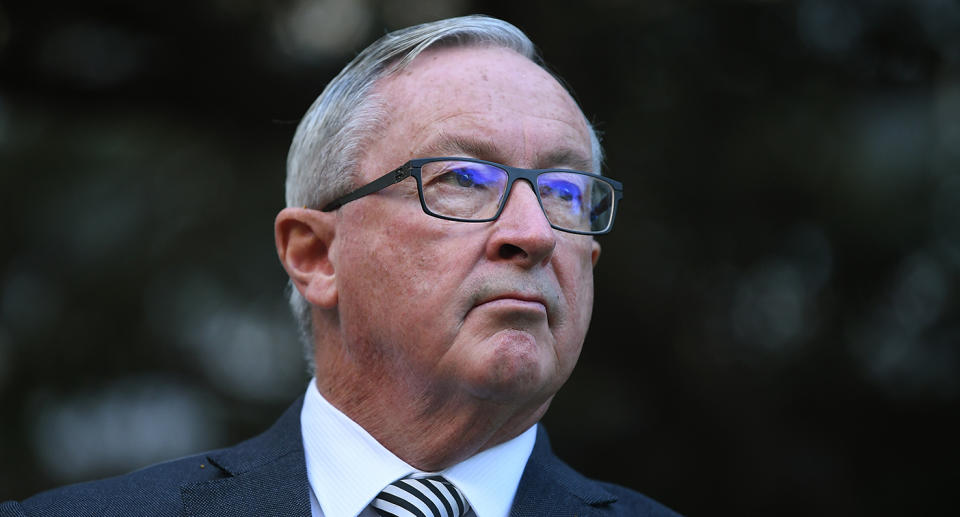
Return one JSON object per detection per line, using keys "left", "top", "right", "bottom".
{"left": 321, "top": 164, "right": 413, "bottom": 211}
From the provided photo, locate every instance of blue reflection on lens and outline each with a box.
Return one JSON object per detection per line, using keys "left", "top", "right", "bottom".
{"left": 451, "top": 164, "right": 502, "bottom": 189}
{"left": 539, "top": 177, "right": 583, "bottom": 212}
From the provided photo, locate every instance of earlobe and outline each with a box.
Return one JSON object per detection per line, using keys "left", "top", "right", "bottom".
{"left": 275, "top": 208, "right": 338, "bottom": 308}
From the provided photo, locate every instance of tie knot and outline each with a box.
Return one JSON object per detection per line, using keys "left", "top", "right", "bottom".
{"left": 371, "top": 475, "right": 470, "bottom": 517}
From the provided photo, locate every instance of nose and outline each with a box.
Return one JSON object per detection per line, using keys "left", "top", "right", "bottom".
{"left": 486, "top": 180, "right": 557, "bottom": 267}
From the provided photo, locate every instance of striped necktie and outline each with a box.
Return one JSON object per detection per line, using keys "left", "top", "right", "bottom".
{"left": 370, "top": 475, "right": 470, "bottom": 517}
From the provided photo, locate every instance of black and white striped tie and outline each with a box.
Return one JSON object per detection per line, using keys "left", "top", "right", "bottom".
{"left": 370, "top": 475, "right": 470, "bottom": 517}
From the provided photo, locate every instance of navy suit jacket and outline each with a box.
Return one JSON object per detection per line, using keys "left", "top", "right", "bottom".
{"left": 1, "top": 397, "right": 679, "bottom": 516}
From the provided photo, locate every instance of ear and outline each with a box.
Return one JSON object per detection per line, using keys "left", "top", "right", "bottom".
{"left": 275, "top": 207, "right": 338, "bottom": 308}
{"left": 591, "top": 239, "right": 601, "bottom": 267}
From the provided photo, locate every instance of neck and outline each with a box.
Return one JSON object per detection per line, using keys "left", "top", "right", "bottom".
{"left": 313, "top": 372, "right": 550, "bottom": 471}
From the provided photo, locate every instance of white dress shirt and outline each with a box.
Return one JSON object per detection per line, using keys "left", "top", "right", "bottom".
{"left": 300, "top": 379, "right": 536, "bottom": 517}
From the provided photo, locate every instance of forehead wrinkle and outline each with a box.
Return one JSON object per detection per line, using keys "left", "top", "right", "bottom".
{"left": 376, "top": 46, "right": 595, "bottom": 171}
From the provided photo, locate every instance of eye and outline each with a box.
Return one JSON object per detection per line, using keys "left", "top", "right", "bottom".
{"left": 556, "top": 184, "right": 577, "bottom": 201}
{"left": 540, "top": 180, "right": 581, "bottom": 202}
{"left": 438, "top": 165, "right": 500, "bottom": 189}
{"left": 452, "top": 168, "right": 476, "bottom": 187}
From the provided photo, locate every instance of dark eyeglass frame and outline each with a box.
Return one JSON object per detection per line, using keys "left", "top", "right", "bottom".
{"left": 321, "top": 157, "right": 624, "bottom": 235}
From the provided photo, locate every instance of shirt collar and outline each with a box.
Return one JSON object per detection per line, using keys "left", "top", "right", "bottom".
{"left": 300, "top": 379, "right": 536, "bottom": 517}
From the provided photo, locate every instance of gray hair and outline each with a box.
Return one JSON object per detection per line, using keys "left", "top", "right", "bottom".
{"left": 284, "top": 15, "right": 604, "bottom": 373}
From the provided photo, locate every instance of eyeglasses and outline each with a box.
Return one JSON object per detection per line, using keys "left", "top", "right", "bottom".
{"left": 321, "top": 157, "right": 623, "bottom": 235}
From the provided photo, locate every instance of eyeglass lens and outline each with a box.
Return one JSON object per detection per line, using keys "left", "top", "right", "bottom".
{"left": 419, "top": 160, "right": 615, "bottom": 233}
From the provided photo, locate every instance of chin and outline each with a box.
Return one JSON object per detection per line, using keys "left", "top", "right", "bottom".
{"left": 464, "top": 329, "right": 559, "bottom": 402}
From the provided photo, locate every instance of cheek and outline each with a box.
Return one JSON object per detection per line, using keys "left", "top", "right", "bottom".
{"left": 553, "top": 239, "right": 597, "bottom": 345}
{"left": 336, "top": 216, "right": 476, "bottom": 348}
{"left": 557, "top": 236, "right": 597, "bottom": 294}
{"left": 377, "top": 222, "right": 465, "bottom": 303}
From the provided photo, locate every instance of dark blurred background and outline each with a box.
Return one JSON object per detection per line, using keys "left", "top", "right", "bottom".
{"left": 1, "top": 0, "right": 958, "bottom": 515}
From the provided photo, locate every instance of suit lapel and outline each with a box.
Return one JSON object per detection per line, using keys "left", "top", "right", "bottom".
{"left": 180, "top": 398, "right": 312, "bottom": 517}
{"left": 510, "top": 426, "right": 617, "bottom": 517}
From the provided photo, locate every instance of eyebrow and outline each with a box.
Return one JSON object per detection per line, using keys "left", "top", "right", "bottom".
{"left": 418, "top": 135, "right": 501, "bottom": 162}
{"left": 416, "top": 134, "right": 595, "bottom": 173}
{"left": 541, "top": 148, "right": 595, "bottom": 173}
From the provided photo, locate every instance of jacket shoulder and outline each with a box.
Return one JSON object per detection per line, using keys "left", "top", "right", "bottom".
{"left": 4, "top": 397, "right": 307, "bottom": 517}
{"left": 590, "top": 480, "right": 682, "bottom": 517}
{"left": 9, "top": 452, "right": 225, "bottom": 517}
{"left": 545, "top": 453, "right": 681, "bottom": 516}
{"left": 513, "top": 426, "right": 682, "bottom": 516}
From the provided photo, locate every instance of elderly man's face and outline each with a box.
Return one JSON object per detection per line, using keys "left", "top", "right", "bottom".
{"left": 331, "top": 46, "right": 600, "bottom": 408}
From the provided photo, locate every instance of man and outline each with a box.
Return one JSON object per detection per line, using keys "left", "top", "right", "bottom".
{"left": 1, "top": 15, "right": 679, "bottom": 517}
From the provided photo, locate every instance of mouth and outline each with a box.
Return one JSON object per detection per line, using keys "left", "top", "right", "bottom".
{"left": 463, "top": 275, "right": 560, "bottom": 322}
{"left": 473, "top": 293, "right": 549, "bottom": 313}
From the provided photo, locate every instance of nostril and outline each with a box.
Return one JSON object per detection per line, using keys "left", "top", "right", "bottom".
{"left": 498, "top": 243, "right": 526, "bottom": 260}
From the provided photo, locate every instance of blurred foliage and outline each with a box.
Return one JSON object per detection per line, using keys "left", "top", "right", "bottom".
{"left": 1, "top": 1, "right": 958, "bottom": 515}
